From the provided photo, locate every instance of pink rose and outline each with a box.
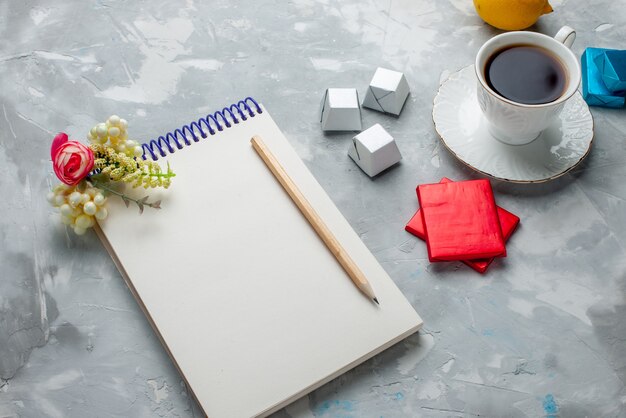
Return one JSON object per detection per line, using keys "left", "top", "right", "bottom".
{"left": 51, "top": 133, "right": 94, "bottom": 185}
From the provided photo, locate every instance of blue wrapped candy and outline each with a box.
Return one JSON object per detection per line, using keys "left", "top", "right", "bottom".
{"left": 582, "top": 47, "right": 625, "bottom": 108}
{"left": 594, "top": 49, "right": 626, "bottom": 94}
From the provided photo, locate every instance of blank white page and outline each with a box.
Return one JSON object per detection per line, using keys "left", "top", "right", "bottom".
{"left": 96, "top": 106, "right": 422, "bottom": 418}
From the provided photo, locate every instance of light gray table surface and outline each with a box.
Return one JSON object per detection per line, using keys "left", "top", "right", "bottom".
{"left": 1, "top": 0, "right": 625, "bottom": 417}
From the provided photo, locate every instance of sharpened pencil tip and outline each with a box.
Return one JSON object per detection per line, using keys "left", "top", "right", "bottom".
{"left": 373, "top": 297, "right": 379, "bottom": 305}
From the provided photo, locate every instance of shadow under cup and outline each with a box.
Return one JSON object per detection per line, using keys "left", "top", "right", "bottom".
{"left": 475, "top": 31, "right": 581, "bottom": 146}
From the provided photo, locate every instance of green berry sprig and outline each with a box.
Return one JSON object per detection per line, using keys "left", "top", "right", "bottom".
{"left": 90, "top": 143, "right": 175, "bottom": 189}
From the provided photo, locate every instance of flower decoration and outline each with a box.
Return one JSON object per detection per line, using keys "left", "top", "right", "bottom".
{"left": 52, "top": 135, "right": 95, "bottom": 186}
{"left": 47, "top": 115, "right": 175, "bottom": 235}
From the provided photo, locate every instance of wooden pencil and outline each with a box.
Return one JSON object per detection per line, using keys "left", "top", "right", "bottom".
{"left": 251, "top": 135, "right": 379, "bottom": 305}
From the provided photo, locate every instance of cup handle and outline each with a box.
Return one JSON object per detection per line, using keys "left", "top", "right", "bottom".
{"left": 554, "top": 26, "right": 576, "bottom": 48}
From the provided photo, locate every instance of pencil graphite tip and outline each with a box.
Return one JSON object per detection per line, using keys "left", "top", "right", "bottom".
{"left": 373, "top": 297, "right": 379, "bottom": 305}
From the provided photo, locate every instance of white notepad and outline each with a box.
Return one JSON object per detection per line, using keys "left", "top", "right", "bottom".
{"left": 96, "top": 99, "right": 422, "bottom": 418}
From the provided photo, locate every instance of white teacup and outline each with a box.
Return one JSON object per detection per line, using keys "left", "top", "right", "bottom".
{"left": 475, "top": 26, "right": 581, "bottom": 145}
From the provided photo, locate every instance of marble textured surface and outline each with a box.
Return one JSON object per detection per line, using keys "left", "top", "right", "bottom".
{"left": 1, "top": 0, "right": 626, "bottom": 416}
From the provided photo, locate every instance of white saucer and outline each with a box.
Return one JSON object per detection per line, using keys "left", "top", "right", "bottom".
{"left": 432, "top": 65, "right": 594, "bottom": 183}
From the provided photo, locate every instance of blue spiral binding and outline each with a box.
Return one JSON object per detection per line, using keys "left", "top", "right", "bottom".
{"left": 140, "top": 97, "right": 263, "bottom": 161}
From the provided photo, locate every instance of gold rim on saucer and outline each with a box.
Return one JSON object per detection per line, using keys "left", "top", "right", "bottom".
{"left": 432, "top": 65, "right": 594, "bottom": 184}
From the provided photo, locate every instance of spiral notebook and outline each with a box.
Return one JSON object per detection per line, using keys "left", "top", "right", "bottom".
{"left": 95, "top": 98, "right": 422, "bottom": 418}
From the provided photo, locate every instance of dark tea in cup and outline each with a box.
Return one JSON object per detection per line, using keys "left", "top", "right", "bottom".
{"left": 485, "top": 44, "right": 567, "bottom": 105}
{"left": 474, "top": 26, "right": 580, "bottom": 144}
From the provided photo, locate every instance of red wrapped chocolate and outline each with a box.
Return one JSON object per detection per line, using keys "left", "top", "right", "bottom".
{"left": 417, "top": 179, "right": 506, "bottom": 262}
{"left": 406, "top": 178, "right": 519, "bottom": 273}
